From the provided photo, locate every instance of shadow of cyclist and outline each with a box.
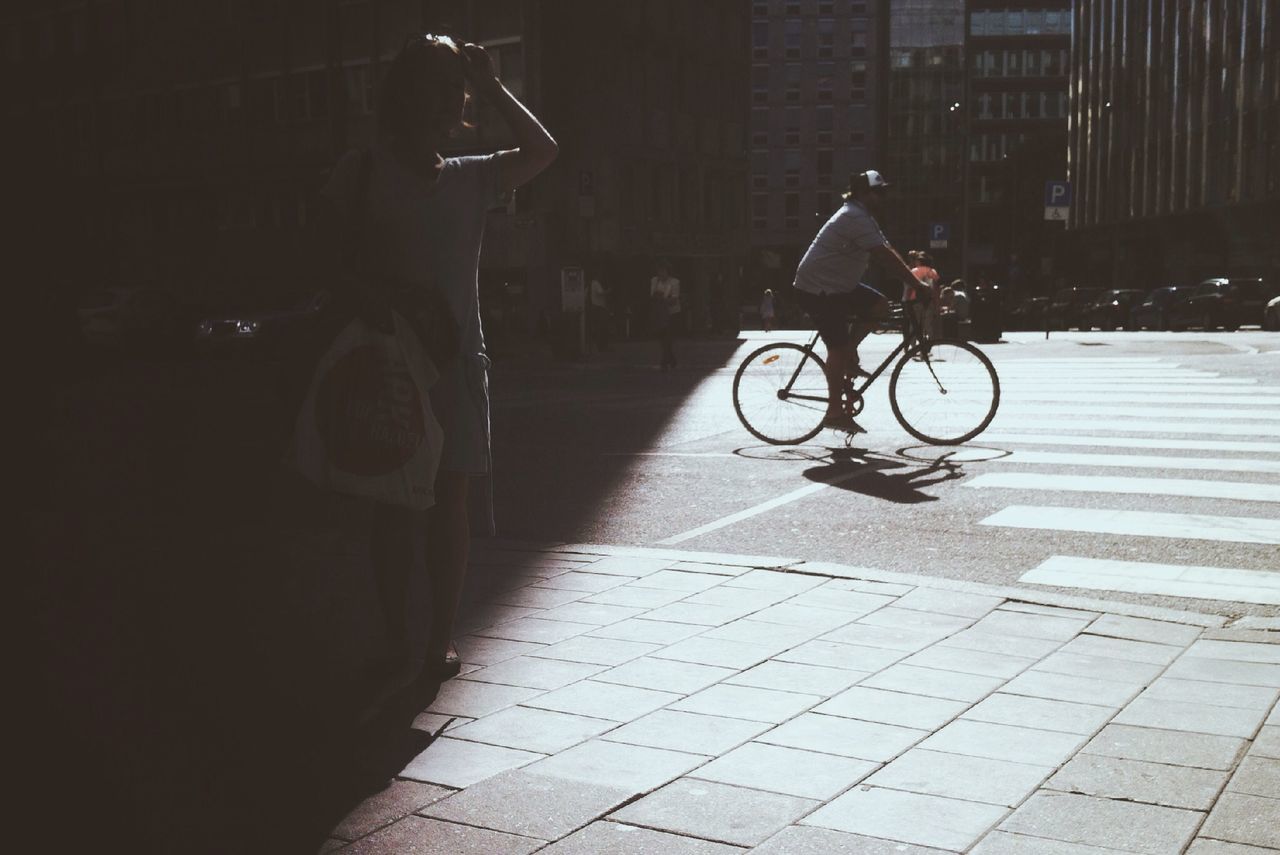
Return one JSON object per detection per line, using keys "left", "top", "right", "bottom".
{"left": 800, "top": 447, "right": 965, "bottom": 504}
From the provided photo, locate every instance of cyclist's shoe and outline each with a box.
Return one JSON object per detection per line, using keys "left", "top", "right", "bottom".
{"left": 848, "top": 363, "right": 872, "bottom": 379}
{"left": 821, "top": 413, "right": 866, "bottom": 435}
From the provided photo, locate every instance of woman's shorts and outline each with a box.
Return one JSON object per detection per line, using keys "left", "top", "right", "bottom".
{"left": 790, "top": 284, "right": 886, "bottom": 348}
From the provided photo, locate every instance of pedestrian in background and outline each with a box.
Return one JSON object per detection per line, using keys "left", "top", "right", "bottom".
{"left": 760, "top": 288, "right": 776, "bottom": 332}
{"left": 589, "top": 272, "right": 611, "bottom": 352}
{"left": 650, "top": 262, "right": 680, "bottom": 370}
{"left": 319, "top": 33, "right": 557, "bottom": 707}
{"left": 906, "top": 250, "right": 941, "bottom": 338}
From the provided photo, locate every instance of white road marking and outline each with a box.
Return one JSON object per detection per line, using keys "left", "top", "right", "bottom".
{"left": 604, "top": 451, "right": 740, "bottom": 458}
{"left": 985, "top": 417, "right": 1278, "bottom": 436}
{"left": 655, "top": 463, "right": 890, "bottom": 545}
{"left": 967, "top": 472, "right": 1280, "bottom": 503}
{"left": 1020, "top": 556, "right": 1280, "bottom": 606}
{"left": 981, "top": 505, "right": 1280, "bottom": 544}
{"left": 980, "top": 434, "right": 1280, "bottom": 454}
{"left": 998, "top": 449, "right": 1280, "bottom": 474}
{"left": 997, "top": 405, "right": 1280, "bottom": 421}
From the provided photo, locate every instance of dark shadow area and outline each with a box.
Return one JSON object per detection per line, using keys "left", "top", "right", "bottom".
{"left": 23, "top": 339, "right": 448, "bottom": 855}
{"left": 800, "top": 447, "right": 967, "bottom": 504}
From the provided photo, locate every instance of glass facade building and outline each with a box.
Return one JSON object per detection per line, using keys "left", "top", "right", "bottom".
{"left": 1067, "top": 0, "right": 1280, "bottom": 286}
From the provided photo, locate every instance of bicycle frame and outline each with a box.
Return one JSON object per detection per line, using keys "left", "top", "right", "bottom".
{"left": 779, "top": 300, "right": 929, "bottom": 407}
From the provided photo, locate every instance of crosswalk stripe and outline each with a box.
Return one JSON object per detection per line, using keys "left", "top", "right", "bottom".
{"left": 985, "top": 417, "right": 1278, "bottom": 436}
{"left": 997, "top": 405, "right": 1280, "bottom": 421}
{"left": 979, "top": 434, "right": 1280, "bottom": 454}
{"left": 967, "top": 472, "right": 1280, "bottom": 503}
{"left": 994, "top": 393, "right": 1280, "bottom": 406}
{"left": 981, "top": 505, "right": 1280, "bottom": 544}
{"left": 1020, "top": 556, "right": 1280, "bottom": 606}
{"left": 997, "top": 449, "right": 1280, "bottom": 474}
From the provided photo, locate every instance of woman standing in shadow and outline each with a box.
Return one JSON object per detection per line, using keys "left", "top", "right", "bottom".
{"left": 320, "top": 34, "right": 557, "bottom": 699}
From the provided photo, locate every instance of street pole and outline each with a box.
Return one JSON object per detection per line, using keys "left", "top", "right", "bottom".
{"left": 960, "top": 3, "right": 972, "bottom": 285}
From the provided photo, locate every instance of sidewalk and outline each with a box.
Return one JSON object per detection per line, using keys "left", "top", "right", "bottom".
{"left": 322, "top": 542, "right": 1280, "bottom": 854}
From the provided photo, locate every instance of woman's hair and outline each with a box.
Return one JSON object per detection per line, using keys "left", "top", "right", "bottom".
{"left": 378, "top": 34, "right": 472, "bottom": 140}
{"left": 764, "top": 288, "right": 773, "bottom": 296}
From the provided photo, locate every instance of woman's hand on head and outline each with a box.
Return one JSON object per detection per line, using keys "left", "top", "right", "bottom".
{"left": 461, "top": 43, "right": 502, "bottom": 97}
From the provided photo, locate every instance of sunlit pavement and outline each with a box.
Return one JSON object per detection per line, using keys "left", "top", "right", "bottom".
{"left": 323, "top": 542, "right": 1280, "bottom": 853}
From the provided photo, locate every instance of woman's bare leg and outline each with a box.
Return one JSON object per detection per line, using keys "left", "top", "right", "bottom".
{"left": 425, "top": 470, "right": 470, "bottom": 664}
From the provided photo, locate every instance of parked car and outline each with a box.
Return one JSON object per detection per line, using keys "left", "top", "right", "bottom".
{"left": 1048, "top": 287, "right": 1103, "bottom": 330}
{"left": 1006, "top": 296, "right": 1050, "bottom": 331}
{"left": 1169, "top": 278, "right": 1269, "bottom": 331}
{"left": 1266, "top": 294, "right": 1280, "bottom": 331}
{"left": 1083, "top": 289, "right": 1147, "bottom": 330}
{"left": 1129, "top": 285, "right": 1192, "bottom": 330}
{"left": 193, "top": 289, "right": 331, "bottom": 355}
{"left": 77, "top": 286, "right": 183, "bottom": 348}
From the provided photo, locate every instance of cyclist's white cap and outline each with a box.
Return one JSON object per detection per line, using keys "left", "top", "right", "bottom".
{"left": 847, "top": 170, "right": 890, "bottom": 196}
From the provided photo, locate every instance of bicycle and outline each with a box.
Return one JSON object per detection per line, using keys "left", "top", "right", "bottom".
{"left": 732, "top": 298, "right": 1000, "bottom": 446}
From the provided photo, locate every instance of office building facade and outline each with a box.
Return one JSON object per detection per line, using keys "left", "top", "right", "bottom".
{"left": 1066, "top": 0, "right": 1280, "bottom": 287}
{"left": 748, "top": 0, "right": 887, "bottom": 294}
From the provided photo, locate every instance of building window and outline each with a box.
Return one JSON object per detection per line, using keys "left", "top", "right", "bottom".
{"left": 851, "top": 31, "right": 867, "bottom": 58}
{"left": 817, "top": 18, "right": 834, "bottom": 58}
{"left": 850, "top": 129, "right": 865, "bottom": 145}
{"left": 785, "top": 63, "right": 802, "bottom": 102}
{"left": 850, "top": 2, "right": 867, "bottom": 17}
{"left": 977, "top": 93, "right": 993, "bottom": 120}
{"left": 784, "top": 20, "right": 802, "bottom": 59}
{"left": 784, "top": 193, "right": 799, "bottom": 228}
{"left": 752, "top": 22, "right": 769, "bottom": 58}
{"left": 752, "top": 2, "right": 768, "bottom": 17}
{"left": 1004, "top": 50, "right": 1020, "bottom": 77}
{"left": 752, "top": 193, "right": 768, "bottom": 230}
{"left": 816, "top": 149, "right": 833, "bottom": 180}
{"left": 785, "top": 1, "right": 801, "bottom": 15}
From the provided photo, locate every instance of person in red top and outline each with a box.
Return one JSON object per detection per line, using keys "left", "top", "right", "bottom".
{"left": 905, "top": 250, "right": 941, "bottom": 337}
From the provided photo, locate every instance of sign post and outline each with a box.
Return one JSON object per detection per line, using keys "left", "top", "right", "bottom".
{"left": 1044, "top": 181, "right": 1071, "bottom": 221}
{"left": 928, "top": 222, "right": 950, "bottom": 249}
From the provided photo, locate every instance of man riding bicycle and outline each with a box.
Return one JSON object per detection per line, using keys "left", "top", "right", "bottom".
{"left": 790, "top": 169, "right": 930, "bottom": 434}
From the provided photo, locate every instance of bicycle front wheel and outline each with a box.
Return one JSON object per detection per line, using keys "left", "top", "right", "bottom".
{"left": 733, "top": 343, "right": 830, "bottom": 445}
{"left": 889, "top": 339, "right": 1000, "bottom": 445}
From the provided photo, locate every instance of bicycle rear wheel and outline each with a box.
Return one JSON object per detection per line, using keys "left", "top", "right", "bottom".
{"left": 889, "top": 339, "right": 1000, "bottom": 445}
{"left": 733, "top": 343, "right": 830, "bottom": 445}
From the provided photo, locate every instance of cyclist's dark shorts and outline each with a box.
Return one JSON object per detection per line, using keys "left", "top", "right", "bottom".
{"left": 790, "top": 284, "right": 887, "bottom": 348}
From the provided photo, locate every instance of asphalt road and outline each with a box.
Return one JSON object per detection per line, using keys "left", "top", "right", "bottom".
{"left": 491, "top": 329, "right": 1280, "bottom": 620}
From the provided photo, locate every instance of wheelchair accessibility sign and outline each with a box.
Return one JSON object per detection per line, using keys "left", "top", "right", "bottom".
{"left": 1045, "top": 181, "right": 1071, "bottom": 220}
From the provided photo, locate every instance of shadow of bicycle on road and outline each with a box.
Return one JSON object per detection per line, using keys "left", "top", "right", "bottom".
{"left": 780, "top": 444, "right": 1013, "bottom": 504}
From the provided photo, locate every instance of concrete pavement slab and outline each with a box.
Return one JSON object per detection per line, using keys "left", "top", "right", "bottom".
{"left": 641, "top": 601, "right": 761, "bottom": 626}
{"left": 336, "top": 815, "right": 542, "bottom": 854}
{"left": 1198, "top": 792, "right": 1280, "bottom": 849}
{"left": 998, "top": 602, "right": 1102, "bottom": 621}
{"left": 459, "top": 606, "right": 543, "bottom": 632}
{"left": 650, "top": 636, "right": 777, "bottom": 670}
{"left": 594, "top": 656, "right": 736, "bottom": 694}
{"left": 861, "top": 663, "right": 1006, "bottom": 703}
{"left": 891, "top": 587, "right": 1004, "bottom": 619}
{"left": 1031, "top": 650, "right": 1167, "bottom": 684}
{"left": 419, "top": 769, "right": 631, "bottom": 841}
{"left": 576, "top": 555, "right": 678, "bottom": 576}
{"left": 814, "top": 686, "right": 969, "bottom": 731}
{"left": 583, "top": 585, "right": 690, "bottom": 609}
{"left": 938, "top": 628, "right": 1065, "bottom": 659}
{"left": 1137, "top": 677, "right": 1280, "bottom": 710}
{"left": 523, "top": 738, "right": 706, "bottom": 794}
{"left": 667, "top": 561, "right": 755, "bottom": 577}
{"left": 803, "top": 785, "right": 1008, "bottom": 851}
{"left": 999, "top": 669, "right": 1144, "bottom": 707}
{"left": 919, "top": 720, "right": 1087, "bottom": 766}
{"left": 1186, "top": 639, "right": 1280, "bottom": 664}
{"left": 961, "top": 693, "right": 1117, "bottom": 735}
{"left": 971, "top": 610, "right": 1091, "bottom": 641}
{"left": 758, "top": 712, "right": 927, "bottom": 762}
{"left": 1086, "top": 613, "right": 1204, "bottom": 646}
{"left": 681, "top": 585, "right": 790, "bottom": 610}
{"left": 819, "top": 576, "right": 916, "bottom": 597}
{"left": 425, "top": 679, "right": 544, "bottom": 718}
{"left": 1164, "top": 656, "right": 1280, "bottom": 688}
{"left": 612, "top": 778, "right": 819, "bottom": 847}
{"left": 1112, "top": 697, "right": 1269, "bottom": 738}
{"left": 746, "top": 602, "right": 862, "bottom": 631}
{"left": 774, "top": 639, "right": 909, "bottom": 671}
{"left": 689, "top": 741, "right": 877, "bottom": 800}
{"left": 629, "top": 569, "right": 727, "bottom": 592}
{"left": 722, "top": 568, "right": 827, "bottom": 593}
{"left": 859, "top": 606, "right": 976, "bottom": 634}
{"left": 900, "top": 644, "right": 1039, "bottom": 679}
{"left": 1227, "top": 756, "right": 1280, "bottom": 799}
{"left": 332, "top": 781, "right": 453, "bottom": 841}
{"left": 453, "top": 635, "right": 544, "bottom": 666}
{"left": 585, "top": 616, "right": 704, "bottom": 643}
{"left": 970, "top": 831, "right": 1131, "bottom": 853}
{"left": 670, "top": 683, "right": 821, "bottom": 724}
{"left": 1047, "top": 753, "right": 1229, "bottom": 810}
{"left": 752, "top": 826, "right": 953, "bottom": 854}
{"left": 820, "top": 623, "right": 955, "bottom": 652}
{"left": 865, "top": 748, "right": 1053, "bottom": 807}
{"left": 536, "top": 821, "right": 745, "bottom": 854}
{"left": 700, "top": 618, "right": 823, "bottom": 648}
{"left": 527, "top": 635, "right": 660, "bottom": 666}
{"left": 601, "top": 709, "right": 770, "bottom": 756}
{"left": 444, "top": 706, "right": 616, "bottom": 754}
{"left": 490, "top": 586, "right": 590, "bottom": 610}
{"left": 723, "top": 660, "right": 865, "bottom": 696}
{"left": 535, "top": 600, "right": 646, "bottom": 626}
{"left": 463, "top": 655, "right": 607, "bottom": 691}
{"left": 474, "top": 616, "right": 595, "bottom": 645}
{"left": 998, "top": 791, "right": 1203, "bottom": 854}
{"left": 399, "top": 737, "right": 544, "bottom": 788}
{"left": 1186, "top": 841, "right": 1280, "bottom": 854}
{"left": 789, "top": 588, "right": 897, "bottom": 615}
{"left": 520, "top": 679, "right": 679, "bottom": 722}
{"left": 1081, "top": 723, "right": 1246, "bottom": 770}
{"left": 1058, "top": 634, "right": 1183, "bottom": 666}
{"left": 1253, "top": 725, "right": 1280, "bottom": 759}
{"left": 530, "top": 571, "right": 628, "bottom": 593}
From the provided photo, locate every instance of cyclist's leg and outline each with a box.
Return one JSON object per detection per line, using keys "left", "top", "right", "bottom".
{"left": 844, "top": 285, "right": 890, "bottom": 364}
{"left": 793, "top": 289, "right": 850, "bottom": 419}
